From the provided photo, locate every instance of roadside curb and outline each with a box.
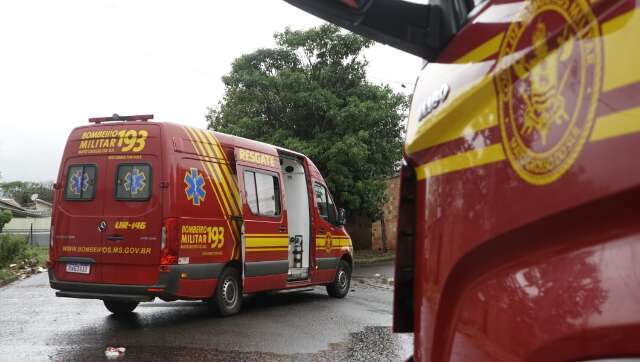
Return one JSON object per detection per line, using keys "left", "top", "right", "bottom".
{"left": 0, "top": 275, "right": 19, "bottom": 288}
{"left": 353, "top": 256, "right": 395, "bottom": 266}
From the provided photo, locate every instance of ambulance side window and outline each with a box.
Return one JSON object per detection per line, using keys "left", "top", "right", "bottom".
{"left": 65, "top": 165, "right": 97, "bottom": 201}
{"left": 115, "top": 164, "right": 151, "bottom": 201}
{"left": 314, "top": 183, "right": 337, "bottom": 224}
{"left": 243, "top": 170, "right": 281, "bottom": 217}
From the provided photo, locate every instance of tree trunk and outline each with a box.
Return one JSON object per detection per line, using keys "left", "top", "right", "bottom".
{"left": 380, "top": 216, "right": 388, "bottom": 252}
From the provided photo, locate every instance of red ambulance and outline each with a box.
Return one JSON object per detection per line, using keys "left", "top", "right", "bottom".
{"left": 48, "top": 115, "right": 353, "bottom": 316}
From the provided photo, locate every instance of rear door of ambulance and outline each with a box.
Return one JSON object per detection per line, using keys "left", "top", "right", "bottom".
{"left": 54, "top": 147, "right": 106, "bottom": 284}
{"left": 54, "top": 122, "right": 162, "bottom": 285}
{"left": 100, "top": 124, "right": 163, "bottom": 285}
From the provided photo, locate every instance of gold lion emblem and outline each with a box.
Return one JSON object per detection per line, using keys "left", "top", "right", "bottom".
{"left": 513, "top": 22, "right": 574, "bottom": 145}
{"left": 325, "top": 233, "right": 333, "bottom": 253}
{"left": 495, "top": 0, "right": 602, "bottom": 185}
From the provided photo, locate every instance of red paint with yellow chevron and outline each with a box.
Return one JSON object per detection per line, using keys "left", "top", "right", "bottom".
{"left": 49, "top": 115, "right": 353, "bottom": 316}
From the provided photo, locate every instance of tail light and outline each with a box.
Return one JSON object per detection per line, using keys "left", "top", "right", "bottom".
{"left": 160, "top": 218, "right": 179, "bottom": 265}
{"left": 48, "top": 223, "right": 55, "bottom": 269}
{"left": 49, "top": 223, "right": 55, "bottom": 248}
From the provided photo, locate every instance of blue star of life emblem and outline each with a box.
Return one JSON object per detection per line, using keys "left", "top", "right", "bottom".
{"left": 69, "top": 170, "right": 89, "bottom": 195}
{"left": 124, "top": 168, "right": 146, "bottom": 195}
{"left": 184, "top": 168, "right": 206, "bottom": 206}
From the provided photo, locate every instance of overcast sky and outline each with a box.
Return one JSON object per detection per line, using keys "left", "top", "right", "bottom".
{"left": 0, "top": 0, "right": 421, "bottom": 183}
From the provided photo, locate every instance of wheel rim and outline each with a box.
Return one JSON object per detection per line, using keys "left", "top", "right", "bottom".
{"left": 222, "top": 278, "right": 238, "bottom": 308}
{"left": 337, "top": 268, "right": 348, "bottom": 290}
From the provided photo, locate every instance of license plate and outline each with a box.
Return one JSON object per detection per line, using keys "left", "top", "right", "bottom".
{"left": 65, "top": 263, "right": 90, "bottom": 274}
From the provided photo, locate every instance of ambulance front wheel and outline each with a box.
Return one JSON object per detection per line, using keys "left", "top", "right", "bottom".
{"left": 327, "top": 260, "right": 351, "bottom": 298}
{"left": 209, "top": 267, "right": 242, "bottom": 317}
{"left": 103, "top": 300, "right": 139, "bottom": 315}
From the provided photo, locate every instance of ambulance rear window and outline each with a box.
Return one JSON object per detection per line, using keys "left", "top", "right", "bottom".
{"left": 64, "top": 165, "right": 97, "bottom": 201}
{"left": 115, "top": 164, "right": 151, "bottom": 201}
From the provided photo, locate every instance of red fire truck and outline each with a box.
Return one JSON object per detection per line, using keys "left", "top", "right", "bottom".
{"left": 49, "top": 115, "right": 353, "bottom": 316}
{"left": 287, "top": 0, "right": 640, "bottom": 360}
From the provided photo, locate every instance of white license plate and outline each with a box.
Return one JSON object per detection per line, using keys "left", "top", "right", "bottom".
{"left": 65, "top": 263, "right": 90, "bottom": 274}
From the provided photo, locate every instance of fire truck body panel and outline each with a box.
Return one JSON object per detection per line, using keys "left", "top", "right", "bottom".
{"left": 402, "top": 0, "right": 640, "bottom": 360}
{"left": 284, "top": 0, "right": 640, "bottom": 360}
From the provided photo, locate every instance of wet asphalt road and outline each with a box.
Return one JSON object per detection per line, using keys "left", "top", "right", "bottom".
{"left": 0, "top": 262, "right": 412, "bottom": 361}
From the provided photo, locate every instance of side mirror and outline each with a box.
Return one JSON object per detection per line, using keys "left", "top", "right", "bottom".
{"left": 337, "top": 208, "right": 347, "bottom": 226}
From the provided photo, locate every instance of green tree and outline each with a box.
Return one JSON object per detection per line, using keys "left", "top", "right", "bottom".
{"left": 207, "top": 25, "right": 406, "bottom": 220}
{"left": 0, "top": 210, "right": 12, "bottom": 233}
{"left": 0, "top": 181, "right": 54, "bottom": 204}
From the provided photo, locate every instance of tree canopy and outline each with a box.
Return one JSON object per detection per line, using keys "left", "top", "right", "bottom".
{"left": 207, "top": 25, "right": 406, "bottom": 220}
{"left": 0, "top": 210, "right": 12, "bottom": 233}
{"left": 0, "top": 181, "right": 53, "bottom": 205}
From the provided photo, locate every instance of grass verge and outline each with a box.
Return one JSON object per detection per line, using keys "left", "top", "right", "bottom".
{"left": 0, "top": 234, "right": 48, "bottom": 285}
{"left": 353, "top": 249, "right": 395, "bottom": 265}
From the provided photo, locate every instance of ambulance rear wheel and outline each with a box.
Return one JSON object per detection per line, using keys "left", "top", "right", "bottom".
{"left": 209, "top": 267, "right": 242, "bottom": 317}
{"left": 103, "top": 300, "right": 138, "bottom": 315}
{"left": 327, "top": 260, "right": 351, "bottom": 298}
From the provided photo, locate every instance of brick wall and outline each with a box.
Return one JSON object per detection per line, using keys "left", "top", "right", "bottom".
{"left": 345, "top": 214, "right": 373, "bottom": 250}
{"left": 372, "top": 176, "right": 400, "bottom": 250}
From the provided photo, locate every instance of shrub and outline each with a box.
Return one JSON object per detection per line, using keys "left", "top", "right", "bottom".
{"left": 0, "top": 210, "right": 12, "bottom": 233}
{"left": 0, "top": 234, "right": 28, "bottom": 267}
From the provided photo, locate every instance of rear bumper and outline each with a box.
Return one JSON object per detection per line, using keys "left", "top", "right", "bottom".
{"left": 49, "top": 263, "right": 224, "bottom": 301}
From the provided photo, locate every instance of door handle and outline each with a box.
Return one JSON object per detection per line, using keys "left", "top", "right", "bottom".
{"left": 107, "top": 235, "right": 125, "bottom": 241}
{"left": 278, "top": 225, "right": 287, "bottom": 232}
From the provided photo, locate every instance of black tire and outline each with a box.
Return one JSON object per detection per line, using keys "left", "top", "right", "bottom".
{"left": 208, "top": 267, "right": 242, "bottom": 317}
{"left": 103, "top": 300, "right": 138, "bottom": 315}
{"left": 326, "top": 260, "right": 351, "bottom": 298}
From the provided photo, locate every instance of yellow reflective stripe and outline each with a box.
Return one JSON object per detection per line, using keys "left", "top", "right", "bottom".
{"left": 183, "top": 127, "right": 229, "bottom": 215}
{"left": 246, "top": 234, "right": 285, "bottom": 237}
{"left": 414, "top": 103, "right": 640, "bottom": 179}
{"left": 602, "top": 9, "right": 640, "bottom": 91}
{"left": 184, "top": 127, "right": 240, "bottom": 260}
{"left": 454, "top": 32, "right": 504, "bottom": 63}
{"left": 190, "top": 129, "right": 236, "bottom": 217}
{"left": 416, "top": 144, "right": 505, "bottom": 180}
{"left": 590, "top": 106, "right": 640, "bottom": 142}
{"left": 407, "top": 72, "right": 497, "bottom": 154}
{"left": 408, "top": 9, "right": 640, "bottom": 180}
{"left": 201, "top": 131, "right": 243, "bottom": 215}
{"left": 201, "top": 130, "right": 242, "bottom": 217}
{"left": 192, "top": 130, "right": 234, "bottom": 212}
{"left": 408, "top": 9, "right": 638, "bottom": 156}
{"left": 245, "top": 237, "right": 289, "bottom": 248}
{"left": 246, "top": 248, "right": 288, "bottom": 252}
{"left": 188, "top": 129, "right": 233, "bottom": 217}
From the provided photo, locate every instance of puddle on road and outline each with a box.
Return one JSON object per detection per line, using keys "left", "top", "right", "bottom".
{"left": 50, "top": 326, "right": 412, "bottom": 362}
{"left": 307, "top": 326, "right": 413, "bottom": 362}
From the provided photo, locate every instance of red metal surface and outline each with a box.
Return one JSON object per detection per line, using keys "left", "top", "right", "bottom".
{"left": 397, "top": 0, "right": 640, "bottom": 360}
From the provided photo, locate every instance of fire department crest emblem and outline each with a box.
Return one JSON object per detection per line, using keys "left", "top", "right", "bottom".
{"left": 325, "top": 232, "right": 333, "bottom": 253}
{"left": 495, "top": 0, "right": 602, "bottom": 185}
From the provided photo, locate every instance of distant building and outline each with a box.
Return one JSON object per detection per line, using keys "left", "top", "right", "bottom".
{"left": 0, "top": 198, "right": 51, "bottom": 246}
{"left": 372, "top": 176, "right": 400, "bottom": 251}
{"left": 344, "top": 176, "right": 400, "bottom": 251}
